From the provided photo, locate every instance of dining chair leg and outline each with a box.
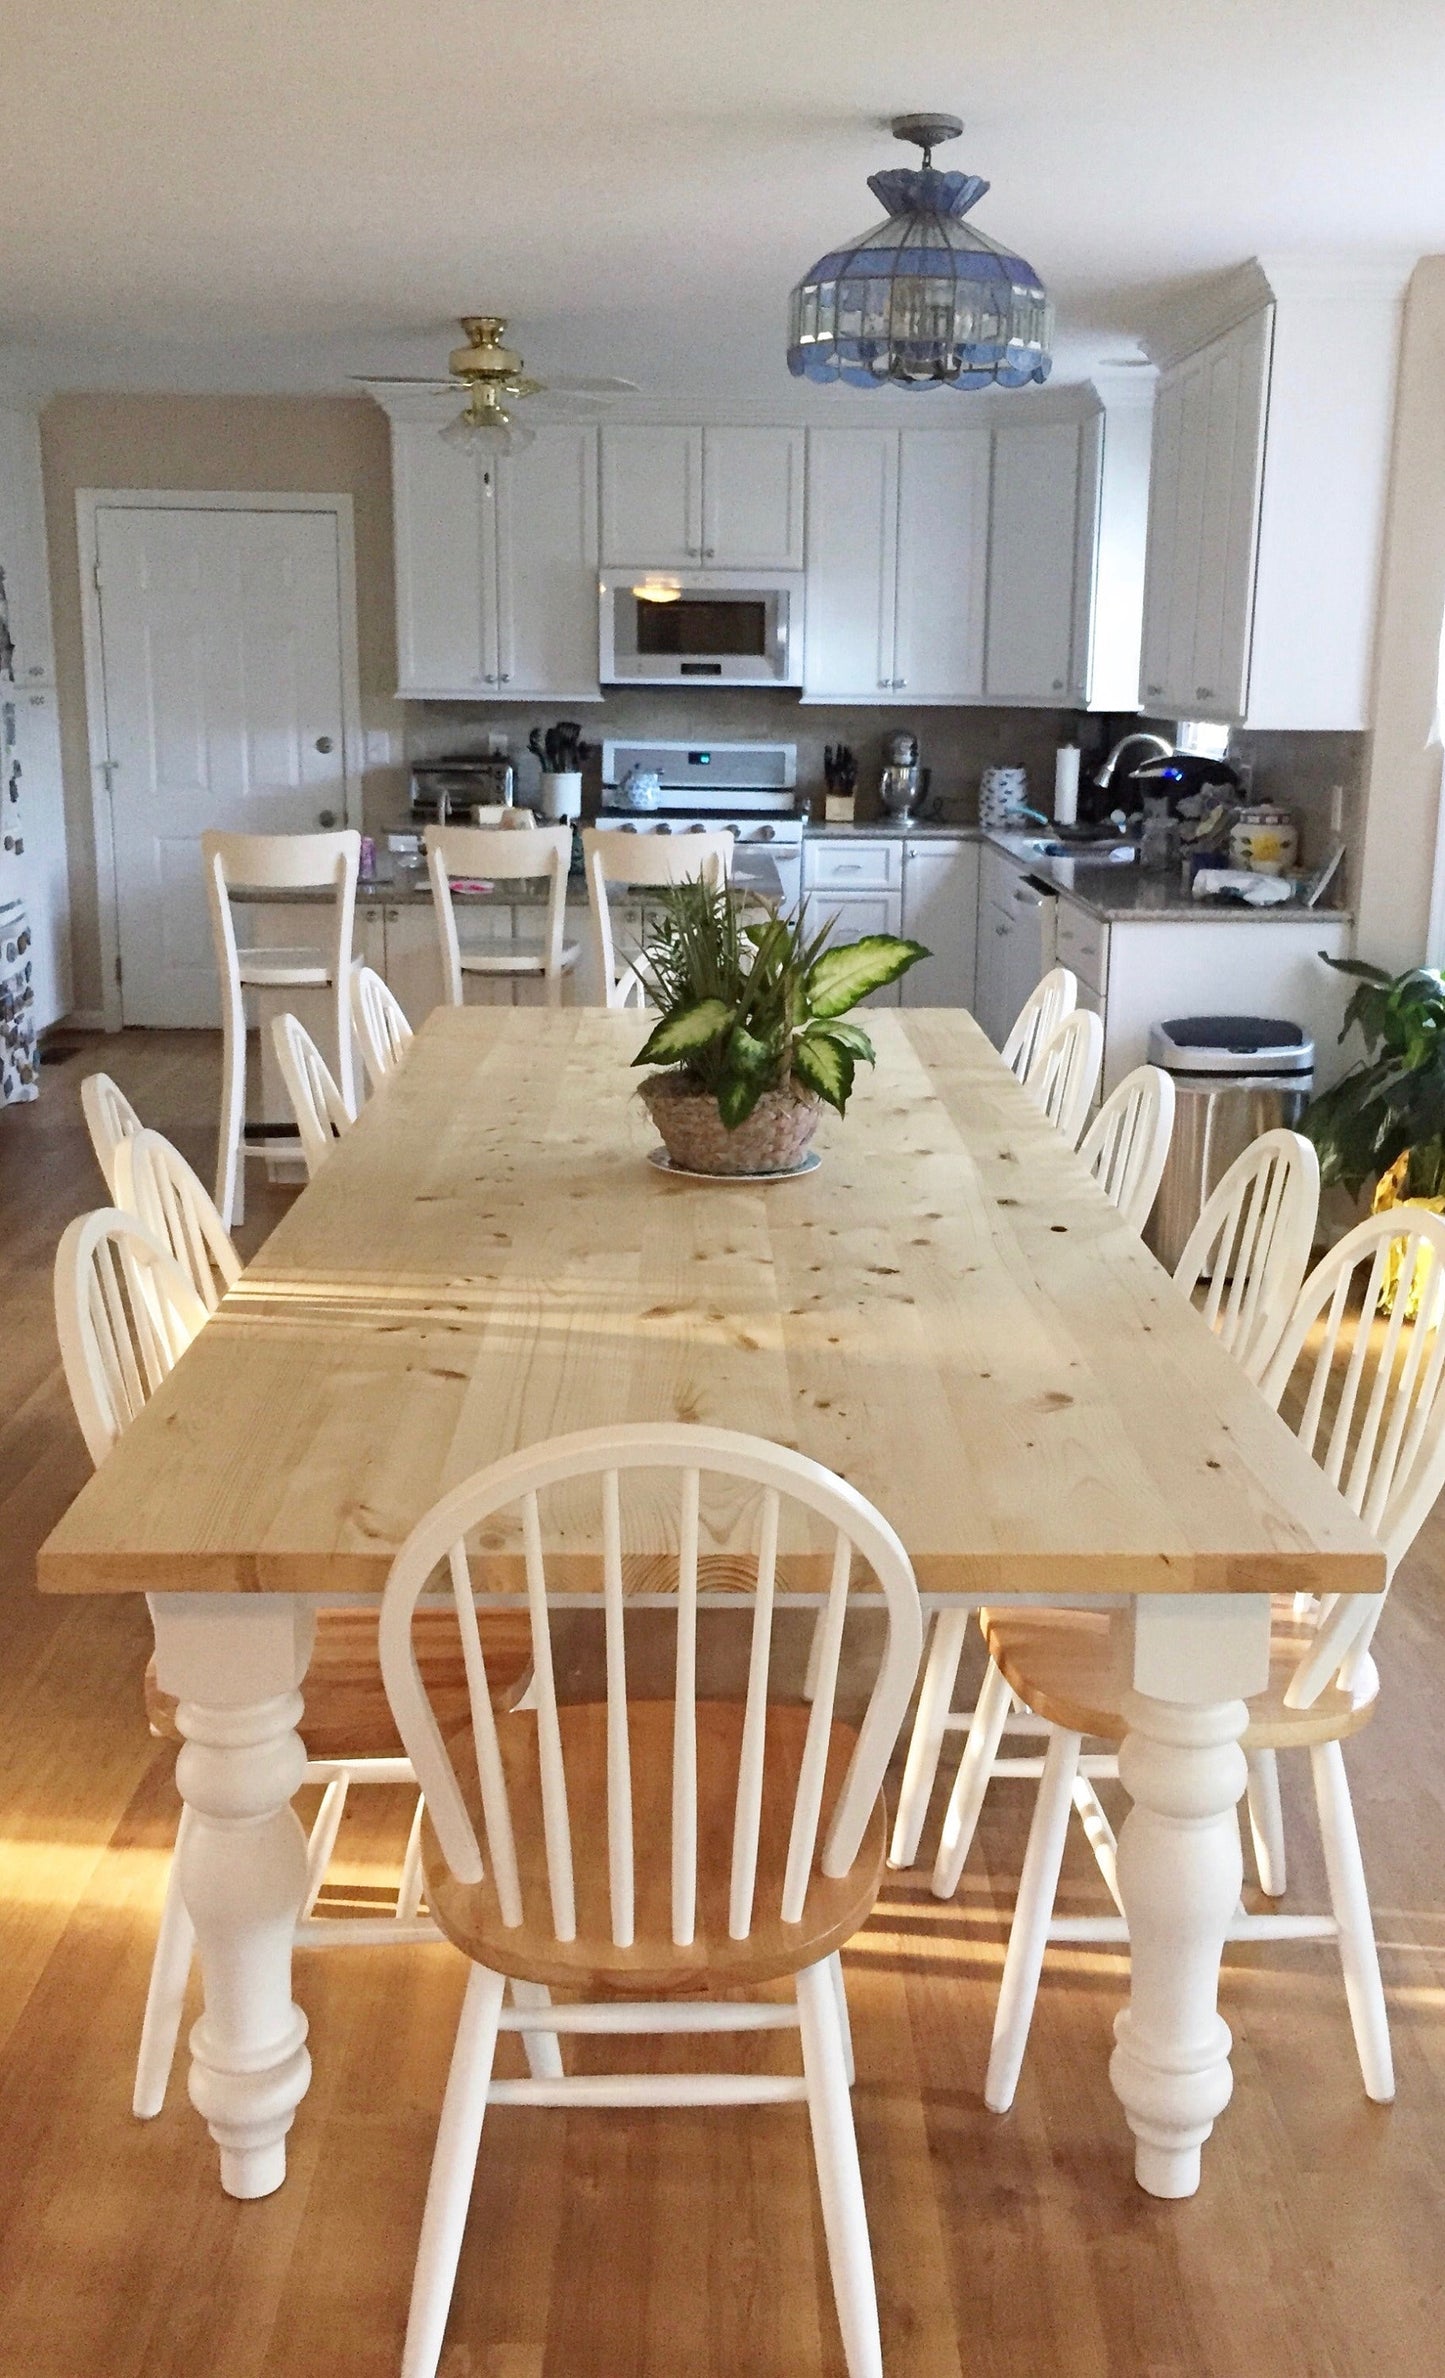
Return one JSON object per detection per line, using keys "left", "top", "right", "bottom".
{"left": 796, "top": 1959, "right": 883, "bottom": 2378}
{"left": 397, "top": 1797, "right": 427, "bottom": 1923}
{"left": 508, "top": 1979, "right": 566, "bottom": 2082}
{"left": 216, "top": 989, "right": 247, "bottom": 1231}
{"left": 301, "top": 1775, "right": 350, "bottom": 1918}
{"left": 1310, "top": 1739, "right": 1394, "bottom": 2103}
{"left": 133, "top": 1805, "right": 197, "bottom": 2119}
{"left": 827, "top": 1951, "right": 855, "bottom": 2088}
{"left": 402, "top": 1964, "right": 507, "bottom": 2378}
{"left": 931, "top": 1656, "right": 1014, "bottom": 1900}
{"left": 1245, "top": 1748, "right": 1287, "bottom": 1898}
{"left": 889, "top": 1611, "right": 969, "bottom": 1870}
{"left": 985, "top": 1727, "right": 1083, "bottom": 2114}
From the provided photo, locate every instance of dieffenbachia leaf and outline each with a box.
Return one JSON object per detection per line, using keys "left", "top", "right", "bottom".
{"left": 718, "top": 1067, "right": 768, "bottom": 1128}
{"left": 793, "top": 1030, "right": 855, "bottom": 1114}
{"left": 804, "top": 936, "right": 929, "bottom": 1020}
{"left": 632, "top": 998, "right": 733, "bottom": 1067}
{"left": 806, "top": 1018, "right": 875, "bottom": 1064}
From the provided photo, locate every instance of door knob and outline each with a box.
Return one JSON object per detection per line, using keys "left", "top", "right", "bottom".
{"left": 317, "top": 808, "right": 338, "bottom": 828}
{"left": 315, "top": 735, "right": 334, "bottom": 753}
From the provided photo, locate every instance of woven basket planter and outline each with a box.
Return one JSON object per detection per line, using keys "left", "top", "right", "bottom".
{"left": 639, "top": 1073, "right": 821, "bottom": 1176}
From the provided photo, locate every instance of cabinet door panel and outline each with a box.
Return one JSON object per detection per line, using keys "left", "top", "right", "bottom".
{"left": 381, "top": 904, "right": 445, "bottom": 1027}
{"left": 1163, "top": 355, "right": 1212, "bottom": 711}
{"left": 701, "top": 427, "right": 804, "bottom": 568}
{"left": 1197, "top": 310, "right": 1271, "bottom": 720}
{"left": 984, "top": 421, "right": 1084, "bottom": 703}
{"left": 391, "top": 423, "right": 490, "bottom": 695}
{"left": 499, "top": 426, "right": 600, "bottom": 699}
{"left": 894, "top": 432, "right": 988, "bottom": 701}
{"left": 1139, "top": 372, "right": 1184, "bottom": 707}
{"left": 802, "top": 429, "right": 898, "bottom": 700}
{"left": 901, "top": 842, "right": 978, "bottom": 1008}
{"left": 600, "top": 426, "right": 703, "bottom": 564}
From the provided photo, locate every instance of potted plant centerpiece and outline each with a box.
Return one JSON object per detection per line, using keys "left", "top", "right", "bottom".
{"left": 1305, "top": 956, "right": 1445, "bottom": 1309}
{"left": 632, "top": 883, "right": 926, "bottom": 1177}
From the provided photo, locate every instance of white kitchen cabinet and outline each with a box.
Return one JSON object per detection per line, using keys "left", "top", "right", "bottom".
{"left": 1138, "top": 308, "right": 1271, "bottom": 723}
{"left": 801, "top": 836, "right": 904, "bottom": 1007}
{"left": 900, "top": 838, "right": 978, "bottom": 1009}
{"left": 984, "top": 416, "right": 1102, "bottom": 706}
{"left": 0, "top": 409, "right": 56, "bottom": 688}
{"left": 803, "top": 427, "right": 988, "bottom": 704}
{"left": 390, "top": 420, "right": 599, "bottom": 701}
{"left": 599, "top": 425, "right": 804, "bottom": 568}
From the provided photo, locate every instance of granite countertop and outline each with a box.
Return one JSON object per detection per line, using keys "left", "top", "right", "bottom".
{"left": 235, "top": 848, "right": 786, "bottom": 908}
{"left": 982, "top": 831, "right": 1352, "bottom": 925}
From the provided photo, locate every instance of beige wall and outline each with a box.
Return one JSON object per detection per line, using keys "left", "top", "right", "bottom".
{"left": 40, "top": 393, "right": 403, "bottom": 1015}
{"left": 1356, "top": 258, "right": 1445, "bottom": 970}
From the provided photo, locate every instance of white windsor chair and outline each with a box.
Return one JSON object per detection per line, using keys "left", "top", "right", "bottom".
{"left": 978, "top": 1203, "right": 1445, "bottom": 2116}
{"left": 377, "top": 1422, "right": 923, "bottom": 2378}
{"left": 81, "top": 1071, "right": 144, "bottom": 1197}
{"left": 270, "top": 1010, "right": 354, "bottom": 1178}
{"left": 202, "top": 827, "right": 361, "bottom": 1228}
{"left": 1077, "top": 1065, "right": 1176, "bottom": 1231}
{"left": 1025, "top": 1006, "right": 1104, "bottom": 1146}
{"left": 113, "top": 1127, "right": 241, "bottom": 1313}
{"left": 580, "top": 827, "right": 733, "bottom": 1008}
{"left": 52, "top": 1209, "right": 539, "bottom": 2119}
{"left": 425, "top": 823, "right": 577, "bottom": 1010}
{"left": 889, "top": 1125, "right": 1322, "bottom": 1889}
{"left": 1000, "top": 965, "right": 1077, "bottom": 1083}
{"left": 351, "top": 964, "right": 414, "bottom": 1092}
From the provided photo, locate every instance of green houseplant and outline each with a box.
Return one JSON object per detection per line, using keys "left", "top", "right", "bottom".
{"left": 632, "top": 883, "right": 926, "bottom": 1176}
{"left": 1304, "top": 957, "right": 1445, "bottom": 1200}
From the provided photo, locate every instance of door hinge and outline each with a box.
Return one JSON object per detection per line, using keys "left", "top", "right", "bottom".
{"left": 93, "top": 561, "right": 103, "bottom": 592}
{"left": 114, "top": 952, "right": 122, "bottom": 986}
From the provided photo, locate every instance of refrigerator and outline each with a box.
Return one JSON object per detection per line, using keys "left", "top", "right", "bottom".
{"left": 0, "top": 693, "right": 38, "bottom": 1104}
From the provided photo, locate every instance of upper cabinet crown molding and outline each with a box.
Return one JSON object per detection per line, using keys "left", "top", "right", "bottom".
{"left": 1139, "top": 253, "right": 1414, "bottom": 372}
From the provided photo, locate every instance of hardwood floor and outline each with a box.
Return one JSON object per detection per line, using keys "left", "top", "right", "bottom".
{"left": 4, "top": 1029, "right": 1445, "bottom": 2376}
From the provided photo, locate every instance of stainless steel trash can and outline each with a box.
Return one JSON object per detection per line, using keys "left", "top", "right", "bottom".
{"left": 1145, "top": 1016, "right": 1314, "bottom": 1271}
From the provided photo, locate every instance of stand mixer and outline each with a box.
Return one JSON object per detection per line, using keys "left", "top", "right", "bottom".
{"left": 879, "top": 731, "right": 922, "bottom": 820}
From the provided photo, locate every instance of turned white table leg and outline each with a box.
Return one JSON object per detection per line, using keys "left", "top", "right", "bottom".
{"left": 1108, "top": 1594, "right": 1270, "bottom": 2201}
{"left": 149, "top": 1595, "right": 315, "bottom": 2200}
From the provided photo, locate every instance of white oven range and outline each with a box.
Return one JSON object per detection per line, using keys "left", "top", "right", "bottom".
{"left": 595, "top": 740, "right": 804, "bottom": 910}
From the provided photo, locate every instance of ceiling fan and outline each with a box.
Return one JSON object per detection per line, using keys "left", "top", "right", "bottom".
{"left": 376, "top": 316, "right": 639, "bottom": 455}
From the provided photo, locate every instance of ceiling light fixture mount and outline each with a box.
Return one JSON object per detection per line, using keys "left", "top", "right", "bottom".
{"left": 787, "top": 112, "right": 1052, "bottom": 391}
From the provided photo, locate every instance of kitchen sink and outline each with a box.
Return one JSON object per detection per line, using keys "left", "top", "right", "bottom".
{"left": 1020, "top": 838, "right": 1138, "bottom": 866}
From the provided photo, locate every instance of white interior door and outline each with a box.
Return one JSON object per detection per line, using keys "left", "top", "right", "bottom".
{"left": 95, "top": 503, "right": 350, "bottom": 1026}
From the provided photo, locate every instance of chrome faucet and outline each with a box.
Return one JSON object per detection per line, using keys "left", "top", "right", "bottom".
{"left": 1094, "top": 731, "right": 1173, "bottom": 789}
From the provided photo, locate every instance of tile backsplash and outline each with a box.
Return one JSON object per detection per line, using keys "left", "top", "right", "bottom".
{"left": 402, "top": 693, "right": 1084, "bottom": 825}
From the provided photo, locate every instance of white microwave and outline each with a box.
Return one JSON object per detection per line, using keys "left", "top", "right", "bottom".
{"left": 599, "top": 568, "right": 803, "bottom": 688}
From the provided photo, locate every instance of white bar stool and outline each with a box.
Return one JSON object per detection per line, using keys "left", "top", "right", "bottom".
{"left": 580, "top": 828, "right": 733, "bottom": 1008}
{"left": 425, "top": 824, "right": 578, "bottom": 1009}
{"left": 203, "top": 828, "right": 360, "bottom": 1228}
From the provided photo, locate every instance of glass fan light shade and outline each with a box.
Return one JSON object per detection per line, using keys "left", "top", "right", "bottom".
{"left": 788, "top": 165, "right": 1052, "bottom": 391}
{"left": 438, "top": 400, "right": 537, "bottom": 457}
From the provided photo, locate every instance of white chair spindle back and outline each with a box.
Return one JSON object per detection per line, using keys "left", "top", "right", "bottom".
{"left": 351, "top": 965, "right": 414, "bottom": 1091}
{"left": 1077, "top": 1064, "right": 1175, "bottom": 1230}
{"left": 81, "top": 1072, "right": 145, "bottom": 1198}
{"left": 379, "top": 1425, "right": 922, "bottom": 1960}
{"left": 114, "top": 1128, "right": 241, "bottom": 1313}
{"left": 54, "top": 1210, "right": 209, "bottom": 1467}
{"left": 271, "top": 1011, "right": 355, "bottom": 1178}
{"left": 1000, "top": 966, "right": 1077, "bottom": 1084}
{"left": 1261, "top": 1205, "right": 1445, "bottom": 1705}
{"left": 1025, "top": 1007, "right": 1104, "bottom": 1146}
{"left": 1174, "top": 1128, "right": 1319, "bottom": 1383}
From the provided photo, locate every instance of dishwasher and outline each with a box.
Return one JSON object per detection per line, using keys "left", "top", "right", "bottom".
{"left": 979, "top": 856, "right": 1058, "bottom": 1050}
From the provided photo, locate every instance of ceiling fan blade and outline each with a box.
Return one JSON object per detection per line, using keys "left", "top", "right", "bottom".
{"left": 545, "top": 374, "right": 642, "bottom": 395}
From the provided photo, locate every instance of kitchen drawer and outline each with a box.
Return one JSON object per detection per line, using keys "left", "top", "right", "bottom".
{"left": 804, "top": 838, "right": 902, "bottom": 893}
{"left": 1054, "top": 897, "right": 1108, "bottom": 995}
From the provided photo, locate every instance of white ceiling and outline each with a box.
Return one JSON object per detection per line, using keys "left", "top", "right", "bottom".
{"left": 3, "top": 0, "right": 1442, "bottom": 400}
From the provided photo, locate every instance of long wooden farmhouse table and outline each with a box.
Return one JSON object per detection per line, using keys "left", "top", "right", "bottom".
{"left": 39, "top": 1007, "right": 1383, "bottom": 2202}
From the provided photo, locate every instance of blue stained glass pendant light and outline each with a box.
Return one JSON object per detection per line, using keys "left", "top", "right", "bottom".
{"left": 788, "top": 114, "right": 1052, "bottom": 391}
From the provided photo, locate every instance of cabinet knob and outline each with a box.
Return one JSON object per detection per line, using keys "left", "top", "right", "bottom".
{"left": 500, "top": 672, "right": 512, "bottom": 683}
{"left": 704, "top": 546, "right": 716, "bottom": 560}
{"left": 1196, "top": 685, "right": 1214, "bottom": 700}
{"left": 317, "top": 808, "right": 338, "bottom": 828}
{"left": 996, "top": 923, "right": 1008, "bottom": 936}
{"left": 27, "top": 665, "right": 43, "bottom": 678}
{"left": 893, "top": 677, "right": 908, "bottom": 689}
{"left": 315, "top": 735, "right": 334, "bottom": 753}
{"left": 1051, "top": 679, "right": 1064, "bottom": 692}
{"left": 1145, "top": 682, "right": 1162, "bottom": 698}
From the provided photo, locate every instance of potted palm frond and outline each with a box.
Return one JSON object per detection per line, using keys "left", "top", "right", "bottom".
{"left": 633, "top": 883, "right": 926, "bottom": 1176}
{"left": 1305, "top": 956, "right": 1445, "bottom": 1311}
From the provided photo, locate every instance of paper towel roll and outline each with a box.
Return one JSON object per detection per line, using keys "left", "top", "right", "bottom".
{"left": 1054, "top": 744, "right": 1081, "bottom": 826}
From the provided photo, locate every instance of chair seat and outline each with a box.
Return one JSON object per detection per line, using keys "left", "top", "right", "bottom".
{"left": 234, "top": 947, "right": 365, "bottom": 987}
{"left": 145, "top": 1606, "right": 534, "bottom": 1762}
{"left": 982, "top": 1602, "right": 1379, "bottom": 1751}
{"left": 458, "top": 940, "right": 581, "bottom": 977}
{"left": 423, "top": 1699, "right": 886, "bottom": 1996}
